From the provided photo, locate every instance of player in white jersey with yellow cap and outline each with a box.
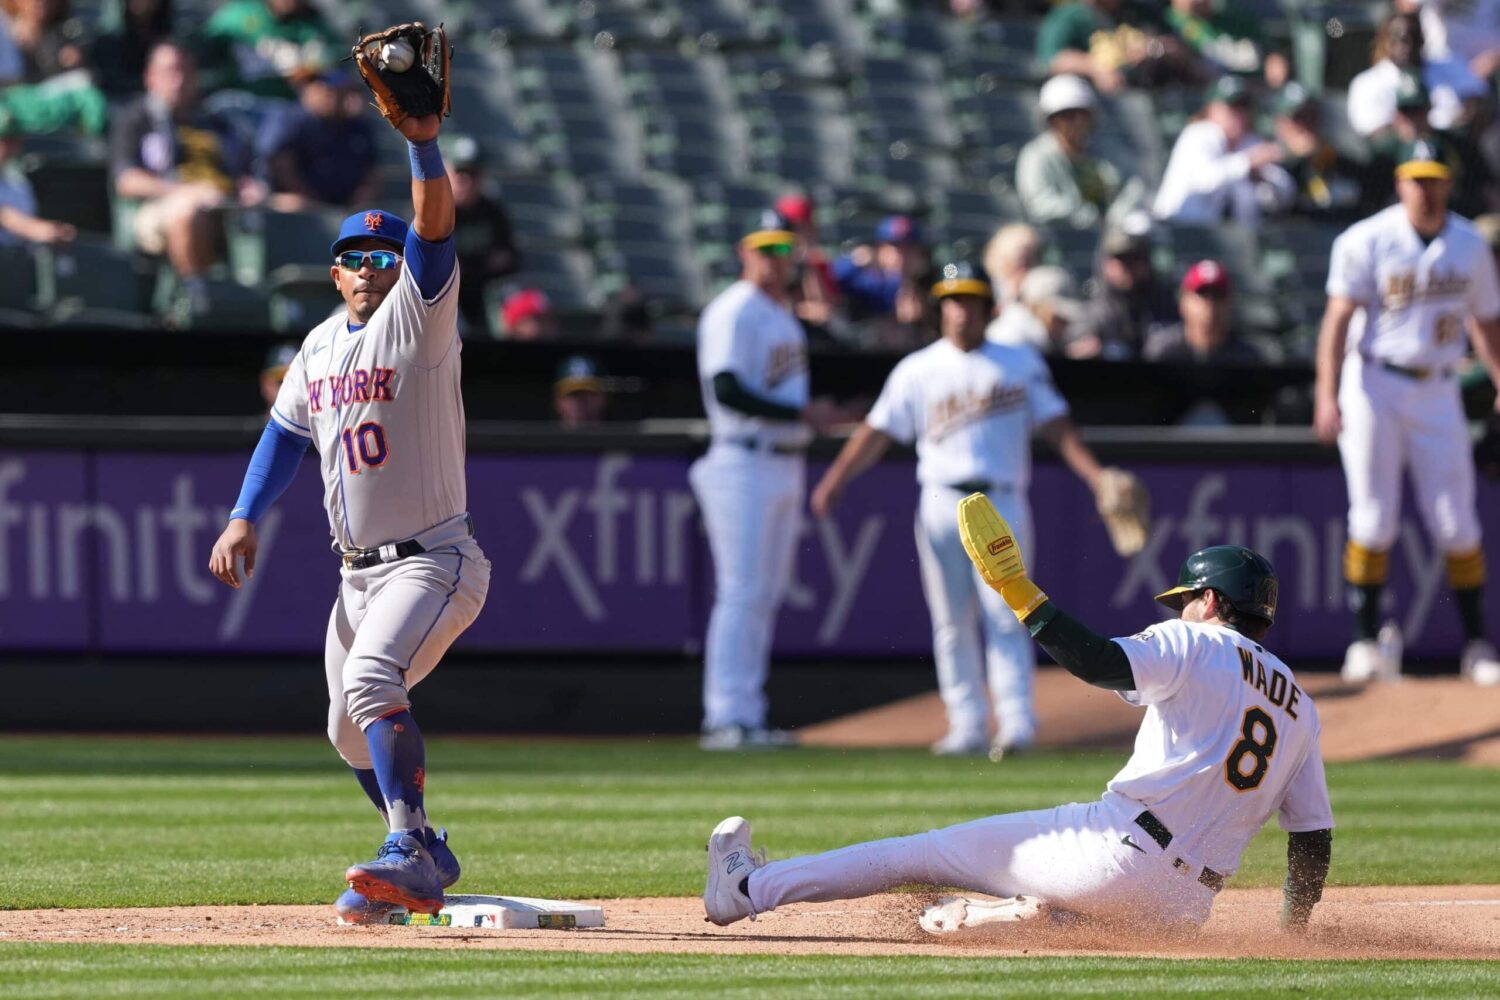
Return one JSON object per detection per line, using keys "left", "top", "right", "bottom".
{"left": 811, "top": 261, "right": 1146, "bottom": 756}
{"left": 705, "top": 499, "right": 1334, "bottom": 934}
{"left": 692, "top": 210, "right": 837, "bottom": 750}
{"left": 1314, "top": 153, "right": 1500, "bottom": 685}
{"left": 207, "top": 98, "right": 490, "bottom": 918}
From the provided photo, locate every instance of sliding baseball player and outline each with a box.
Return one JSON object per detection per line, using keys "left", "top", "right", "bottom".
{"left": 706, "top": 496, "right": 1334, "bottom": 935}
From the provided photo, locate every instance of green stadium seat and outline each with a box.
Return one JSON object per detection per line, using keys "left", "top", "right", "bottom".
{"left": 225, "top": 208, "right": 343, "bottom": 287}
{"left": 32, "top": 238, "right": 148, "bottom": 319}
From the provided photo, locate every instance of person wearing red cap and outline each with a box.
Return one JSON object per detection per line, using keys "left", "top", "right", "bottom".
{"left": 1143, "top": 260, "right": 1264, "bottom": 365}
{"left": 499, "top": 287, "right": 556, "bottom": 340}
{"left": 774, "top": 191, "right": 840, "bottom": 333}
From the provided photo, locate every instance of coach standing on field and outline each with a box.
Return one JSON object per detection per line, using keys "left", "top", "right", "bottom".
{"left": 691, "top": 211, "right": 836, "bottom": 751}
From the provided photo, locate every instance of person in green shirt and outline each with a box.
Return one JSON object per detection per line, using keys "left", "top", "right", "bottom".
{"left": 1036, "top": 0, "right": 1204, "bottom": 93}
{"left": 1164, "top": 0, "right": 1289, "bottom": 88}
{"left": 1015, "top": 73, "right": 1128, "bottom": 227}
{"left": 195, "top": 0, "right": 339, "bottom": 101}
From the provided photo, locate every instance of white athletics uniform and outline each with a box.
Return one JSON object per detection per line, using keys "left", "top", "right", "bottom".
{"left": 270, "top": 255, "right": 491, "bottom": 764}
{"left": 1327, "top": 206, "right": 1500, "bottom": 555}
{"left": 690, "top": 280, "right": 810, "bottom": 731}
{"left": 866, "top": 339, "right": 1068, "bottom": 748}
{"left": 749, "top": 620, "right": 1335, "bottom": 928}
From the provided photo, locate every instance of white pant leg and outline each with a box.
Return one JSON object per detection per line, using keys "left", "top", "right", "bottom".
{"left": 1338, "top": 362, "right": 1408, "bottom": 550}
{"left": 326, "top": 576, "right": 369, "bottom": 767}
{"left": 692, "top": 448, "right": 804, "bottom": 729}
{"left": 978, "top": 493, "right": 1036, "bottom": 747}
{"left": 747, "top": 799, "right": 1214, "bottom": 927}
{"left": 340, "top": 539, "right": 491, "bottom": 730}
{"left": 1406, "top": 382, "right": 1482, "bottom": 553}
{"left": 915, "top": 486, "right": 987, "bottom": 742}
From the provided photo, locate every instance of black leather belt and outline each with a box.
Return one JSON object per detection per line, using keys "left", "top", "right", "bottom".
{"left": 1380, "top": 360, "right": 1453, "bottom": 381}
{"left": 724, "top": 437, "right": 806, "bottom": 455}
{"left": 1134, "top": 810, "right": 1226, "bottom": 893}
{"left": 947, "top": 480, "right": 1012, "bottom": 494}
{"left": 341, "top": 515, "right": 472, "bottom": 570}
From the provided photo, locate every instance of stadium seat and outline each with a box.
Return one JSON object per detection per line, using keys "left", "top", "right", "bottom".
{"left": 267, "top": 265, "right": 342, "bottom": 335}
{"left": 504, "top": 247, "right": 603, "bottom": 311}
{"left": 32, "top": 238, "right": 149, "bottom": 321}
{"left": 225, "top": 209, "right": 344, "bottom": 287}
{"left": 23, "top": 156, "right": 112, "bottom": 236}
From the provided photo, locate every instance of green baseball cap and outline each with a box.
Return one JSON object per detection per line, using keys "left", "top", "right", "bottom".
{"left": 1205, "top": 75, "right": 1254, "bottom": 108}
{"left": 1395, "top": 68, "right": 1430, "bottom": 110}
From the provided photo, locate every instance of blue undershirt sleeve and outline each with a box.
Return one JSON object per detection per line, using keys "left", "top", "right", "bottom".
{"left": 230, "top": 420, "right": 310, "bottom": 523}
{"left": 404, "top": 226, "right": 457, "bottom": 301}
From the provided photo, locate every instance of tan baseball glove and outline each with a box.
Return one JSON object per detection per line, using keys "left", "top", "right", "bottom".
{"left": 1094, "top": 467, "right": 1149, "bottom": 557}
{"left": 351, "top": 22, "right": 451, "bottom": 129}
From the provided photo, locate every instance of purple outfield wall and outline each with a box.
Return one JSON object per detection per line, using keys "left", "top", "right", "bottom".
{"left": 0, "top": 448, "right": 1494, "bottom": 660}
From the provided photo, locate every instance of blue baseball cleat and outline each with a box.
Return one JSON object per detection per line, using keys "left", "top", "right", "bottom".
{"left": 343, "top": 831, "right": 448, "bottom": 916}
{"left": 334, "top": 829, "right": 460, "bottom": 924}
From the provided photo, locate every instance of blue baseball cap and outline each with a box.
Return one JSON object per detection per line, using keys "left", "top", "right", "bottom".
{"left": 331, "top": 209, "right": 408, "bottom": 257}
{"left": 876, "top": 214, "right": 923, "bottom": 244}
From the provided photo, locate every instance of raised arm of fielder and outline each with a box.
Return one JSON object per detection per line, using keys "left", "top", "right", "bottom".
{"left": 956, "top": 493, "right": 1331, "bottom": 931}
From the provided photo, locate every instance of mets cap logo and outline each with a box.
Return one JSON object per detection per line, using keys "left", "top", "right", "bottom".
{"left": 364, "top": 211, "right": 385, "bottom": 232}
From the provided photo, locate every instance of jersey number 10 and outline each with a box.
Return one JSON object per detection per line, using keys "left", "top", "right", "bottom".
{"left": 340, "top": 421, "right": 389, "bottom": 473}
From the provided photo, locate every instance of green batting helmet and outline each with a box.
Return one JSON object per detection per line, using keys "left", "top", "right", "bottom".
{"left": 1155, "top": 545, "right": 1279, "bottom": 626}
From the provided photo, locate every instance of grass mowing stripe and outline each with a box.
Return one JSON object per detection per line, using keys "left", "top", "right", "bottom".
{"left": 3, "top": 737, "right": 1499, "bottom": 908}
{"left": 2, "top": 946, "right": 1497, "bottom": 999}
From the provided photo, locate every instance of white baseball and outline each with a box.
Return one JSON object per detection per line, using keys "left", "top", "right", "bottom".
{"left": 381, "top": 39, "right": 415, "bottom": 73}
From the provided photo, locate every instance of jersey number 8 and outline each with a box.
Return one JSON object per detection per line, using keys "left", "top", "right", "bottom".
{"left": 341, "top": 421, "right": 389, "bottom": 474}
{"left": 1225, "top": 707, "right": 1277, "bottom": 791}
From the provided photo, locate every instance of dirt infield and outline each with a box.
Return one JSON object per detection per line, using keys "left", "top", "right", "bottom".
{"left": 799, "top": 671, "right": 1500, "bottom": 765}
{"left": 2, "top": 886, "right": 1496, "bottom": 959}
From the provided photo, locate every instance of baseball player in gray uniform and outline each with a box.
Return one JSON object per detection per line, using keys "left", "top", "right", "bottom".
{"left": 692, "top": 211, "right": 835, "bottom": 750}
{"left": 208, "top": 100, "right": 489, "bottom": 919}
{"left": 812, "top": 262, "right": 1145, "bottom": 756}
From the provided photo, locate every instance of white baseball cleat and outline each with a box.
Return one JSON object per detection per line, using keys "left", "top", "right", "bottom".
{"left": 1377, "top": 622, "right": 1404, "bottom": 678}
{"left": 930, "top": 732, "right": 990, "bottom": 757}
{"left": 704, "top": 816, "right": 767, "bottom": 926}
{"left": 1342, "top": 632, "right": 1400, "bottom": 683}
{"left": 918, "top": 894, "right": 1046, "bottom": 935}
{"left": 700, "top": 726, "right": 798, "bottom": 751}
{"left": 1460, "top": 639, "right": 1500, "bottom": 686}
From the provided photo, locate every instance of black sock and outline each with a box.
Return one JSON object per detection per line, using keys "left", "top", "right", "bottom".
{"left": 738, "top": 876, "right": 750, "bottom": 898}
{"left": 1455, "top": 587, "right": 1484, "bottom": 642}
{"left": 1350, "top": 584, "right": 1382, "bottom": 641}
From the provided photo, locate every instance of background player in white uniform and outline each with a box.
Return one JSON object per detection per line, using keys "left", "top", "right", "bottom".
{"left": 1314, "top": 155, "right": 1500, "bottom": 685}
{"left": 706, "top": 501, "right": 1334, "bottom": 935}
{"left": 691, "top": 211, "right": 835, "bottom": 750}
{"left": 208, "top": 104, "right": 490, "bottom": 917}
{"left": 811, "top": 262, "right": 1136, "bottom": 756}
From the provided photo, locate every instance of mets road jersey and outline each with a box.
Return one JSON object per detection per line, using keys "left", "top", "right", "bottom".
{"left": 696, "top": 280, "right": 810, "bottom": 447}
{"left": 270, "top": 261, "right": 465, "bottom": 550}
{"left": 865, "top": 339, "right": 1068, "bottom": 489}
{"left": 1326, "top": 205, "right": 1500, "bottom": 369}
{"left": 1103, "top": 620, "right": 1335, "bottom": 876}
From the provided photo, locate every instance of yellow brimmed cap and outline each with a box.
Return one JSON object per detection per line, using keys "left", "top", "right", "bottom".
{"left": 930, "top": 261, "right": 994, "bottom": 300}
{"left": 1396, "top": 158, "right": 1451, "bottom": 181}
{"left": 742, "top": 228, "right": 796, "bottom": 249}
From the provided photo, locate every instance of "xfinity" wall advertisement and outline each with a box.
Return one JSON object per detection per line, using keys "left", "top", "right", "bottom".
{"left": 0, "top": 449, "right": 1493, "bottom": 660}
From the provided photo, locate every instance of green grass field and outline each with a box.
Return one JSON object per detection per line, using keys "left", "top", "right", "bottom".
{"left": 4, "top": 735, "right": 1499, "bottom": 997}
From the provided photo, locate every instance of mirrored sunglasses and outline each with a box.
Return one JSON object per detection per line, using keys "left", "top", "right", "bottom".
{"left": 756, "top": 243, "right": 794, "bottom": 258}
{"left": 336, "top": 250, "right": 403, "bottom": 271}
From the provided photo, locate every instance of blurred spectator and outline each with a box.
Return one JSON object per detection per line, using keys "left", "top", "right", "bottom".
{"left": 256, "top": 69, "right": 377, "bottom": 213}
{"left": 554, "top": 354, "right": 607, "bottom": 428}
{"left": 1079, "top": 225, "right": 1177, "bottom": 360}
{"left": 0, "top": 0, "right": 107, "bottom": 134}
{"left": 2, "top": 0, "right": 89, "bottom": 82}
{"left": 444, "top": 133, "right": 520, "bottom": 337}
{"left": 833, "top": 214, "right": 927, "bottom": 325}
{"left": 1153, "top": 75, "right": 1294, "bottom": 226}
{"left": 601, "top": 284, "right": 653, "bottom": 341}
{"left": 1035, "top": 0, "right": 1204, "bottom": 94}
{"left": 987, "top": 264, "right": 1090, "bottom": 356}
{"left": 1398, "top": 0, "right": 1500, "bottom": 83}
{"left": 196, "top": 0, "right": 337, "bottom": 101}
{"left": 1016, "top": 74, "right": 1127, "bottom": 227}
{"left": 1347, "top": 12, "right": 1485, "bottom": 138}
{"left": 1273, "top": 83, "right": 1367, "bottom": 218}
{"left": 0, "top": 123, "right": 75, "bottom": 244}
{"left": 1369, "top": 71, "right": 1491, "bottom": 216}
{"left": 1163, "top": 0, "right": 1288, "bottom": 87}
{"left": 775, "top": 191, "right": 840, "bottom": 333}
{"left": 91, "top": 0, "right": 175, "bottom": 96}
{"left": 499, "top": 288, "right": 555, "bottom": 341}
{"left": 1143, "top": 260, "right": 1264, "bottom": 364}
{"left": 982, "top": 222, "right": 1043, "bottom": 306}
{"left": 111, "top": 41, "right": 262, "bottom": 307}
{"left": 259, "top": 341, "right": 295, "bottom": 413}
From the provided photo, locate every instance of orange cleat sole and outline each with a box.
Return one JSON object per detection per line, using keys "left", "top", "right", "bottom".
{"left": 344, "top": 869, "right": 445, "bottom": 915}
